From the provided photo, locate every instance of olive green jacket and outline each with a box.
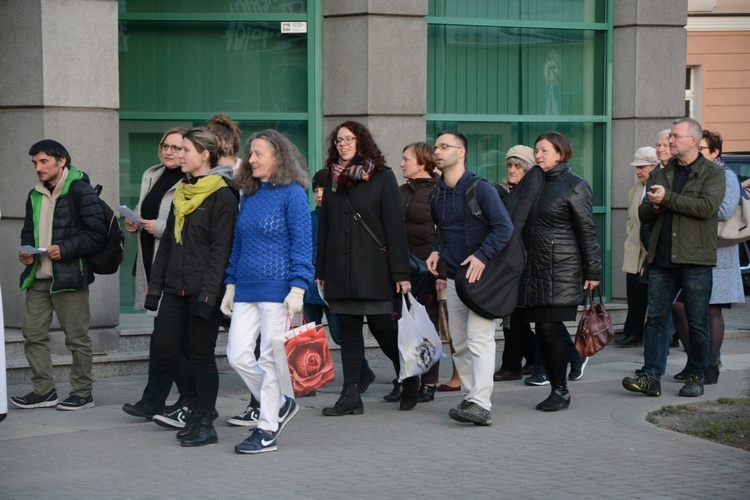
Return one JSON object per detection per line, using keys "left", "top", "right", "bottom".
{"left": 639, "top": 154, "right": 725, "bottom": 267}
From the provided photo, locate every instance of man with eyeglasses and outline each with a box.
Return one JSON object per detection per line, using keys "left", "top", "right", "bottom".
{"left": 623, "top": 117, "right": 725, "bottom": 398}
{"left": 426, "top": 131, "right": 513, "bottom": 426}
{"left": 11, "top": 140, "right": 107, "bottom": 411}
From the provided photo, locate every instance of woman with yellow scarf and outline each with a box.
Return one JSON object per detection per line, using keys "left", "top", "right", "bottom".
{"left": 145, "top": 127, "right": 239, "bottom": 447}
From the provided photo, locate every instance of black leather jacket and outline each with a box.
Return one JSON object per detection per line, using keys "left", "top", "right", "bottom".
{"left": 518, "top": 163, "right": 602, "bottom": 308}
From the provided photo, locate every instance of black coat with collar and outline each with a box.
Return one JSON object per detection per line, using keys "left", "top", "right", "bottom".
{"left": 517, "top": 162, "right": 602, "bottom": 308}
{"left": 316, "top": 167, "right": 410, "bottom": 301}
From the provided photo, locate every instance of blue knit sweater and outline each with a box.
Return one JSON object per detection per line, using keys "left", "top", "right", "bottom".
{"left": 226, "top": 182, "right": 314, "bottom": 303}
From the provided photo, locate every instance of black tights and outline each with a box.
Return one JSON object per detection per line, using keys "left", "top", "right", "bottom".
{"left": 536, "top": 321, "right": 569, "bottom": 388}
{"left": 673, "top": 302, "right": 724, "bottom": 366}
{"left": 338, "top": 313, "right": 400, "bottom": 384}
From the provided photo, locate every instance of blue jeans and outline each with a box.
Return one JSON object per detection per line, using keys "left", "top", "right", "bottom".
{"left": 641, "top": 266, "right": 711, "bottom": 380}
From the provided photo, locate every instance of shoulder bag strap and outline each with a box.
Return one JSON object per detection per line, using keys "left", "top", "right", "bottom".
{"left": 343, "top": 189, "right": 387, "bottom": 253}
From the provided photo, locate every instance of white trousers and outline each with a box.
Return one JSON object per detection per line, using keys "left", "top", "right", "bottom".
{"left": 446, "top": 279, "right": 497, "bottom": 411}
{"left": 226, "top": 302, "right": 287, "bottom": 433}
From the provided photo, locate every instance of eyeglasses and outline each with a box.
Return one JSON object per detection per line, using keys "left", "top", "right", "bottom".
{"left": 335, "top": 136, "right": 356, "bottom": 146}
{"left": 433, "top": 144, "right": 462, "bottom": 152}
{"left": 668, "top": 133, "right": 691, "bottom": 140}
{"left": 161, "top": 144, "right": 182, "bottom": 153}
{"left": 698, "top": 146, "right": 711, "bottom": 151}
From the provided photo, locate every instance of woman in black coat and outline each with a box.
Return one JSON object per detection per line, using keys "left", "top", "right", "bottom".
{"left": 317, "top": 121, "right": 419, "bottom": 415}
{"left": 516, "top": 132, "right": 601, "bottom": 412}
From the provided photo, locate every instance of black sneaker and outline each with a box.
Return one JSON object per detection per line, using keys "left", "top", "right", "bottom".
{"left": 10, "top": 389, "right": 58, "bottom": 409}
{"left": 153, "top": 406, "right": 189, "bottom": 428}
{"left": 524, "top": 373, "right": 550, "bottom": 386}
{"left": 122, "top": 401, "right": 158, "bottom": 419}
{"left": 622, "top": 374, "right": 661, "bottom": 397}
{"left": 227, "top": 404, "right": 260, "bottom": 428}
{"left": 448, "top": 401, "right": 492, "bottom": 426}
{"left": 57, "top": 394, "right": 95, "bottom": 411}
{"left": 569, "top": 356, "right": 589, "bottom": 381}
{"left": 679, "top": 375, "right": 704, "bottom": 397}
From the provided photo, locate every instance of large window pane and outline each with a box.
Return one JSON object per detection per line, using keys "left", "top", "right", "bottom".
{"left": 429, "top": 0, "right": 607, "bottom": 23}
{"left": 118, "top": 119, "right": 309, "bottom": 311}
{"left": 119, "top": 21, "right": 308, "bottom": 114}
{"left": 426, "top": 121, "right": 605, "bottom": 207}
{"left": 119, "top": 0, "right": 307, "bottom": 15}
{"left": 428, "top": 25, "right": 606, "bottom": 116}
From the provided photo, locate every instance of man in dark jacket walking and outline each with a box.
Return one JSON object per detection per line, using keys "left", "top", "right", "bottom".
{"left": 623, "top": 118, "right": 725, "bottom": 399}
{"left": 11, "top": 140, "right": 107, "bottom": 411}
{"left": 427, "top": 131, "right": 513, "bottom": 426}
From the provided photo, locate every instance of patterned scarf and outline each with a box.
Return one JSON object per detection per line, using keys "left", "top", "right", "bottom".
{"left": 330, "top": 156, "right": 376, "bottom": 192}
{"left": 172, "top": 174, "right": 227, "bottom": 243}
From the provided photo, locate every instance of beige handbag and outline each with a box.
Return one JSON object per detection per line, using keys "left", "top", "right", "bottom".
{"left": 717, "top": 187, "right": 750, "bottom": 247}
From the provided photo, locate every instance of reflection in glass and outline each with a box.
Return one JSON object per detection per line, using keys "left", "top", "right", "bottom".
{"left": 119, "top": 21, "right": 308, "bottom": 114}
{"left": 428, "top": 26, "right": 605, "bottom": 116}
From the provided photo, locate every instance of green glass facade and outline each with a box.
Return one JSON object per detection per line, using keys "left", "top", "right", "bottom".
{"left": 117, "top": 0, "right": 321, "bottom": 310}
{"left": 117, "top": 0, "right": 613, "bottom": 309}
{"left": 426, "top": 0, "right": 613, "bottom": 293}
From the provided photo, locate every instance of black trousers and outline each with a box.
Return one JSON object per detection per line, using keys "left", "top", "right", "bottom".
{"left": 139, "top": 317, "right": 189, "bottom": 412}
{"left": 152, "top": 293, "right": 222, "bottom": 412}
{"left": 338, "top": 313, "right": 400, "bottom": 384}
{"left": 500, "top": 308, "right": 536, "bottom": 373}
{"left": 623, "top": 272, "right": 648, "bottom": 337}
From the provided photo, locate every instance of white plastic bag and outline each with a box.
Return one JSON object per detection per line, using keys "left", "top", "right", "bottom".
{"left": 397, "top": 292, "right": 444, "bottom": 382}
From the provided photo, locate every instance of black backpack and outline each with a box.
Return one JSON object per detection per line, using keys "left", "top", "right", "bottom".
{"left": 70, "top": 183, "right": 125, "bottom": 275}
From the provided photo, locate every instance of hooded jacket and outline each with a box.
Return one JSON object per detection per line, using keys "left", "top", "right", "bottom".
{"left": 20, "top": 166, "right": 107, "bottom": 292}
{"left": 429, "top": 169, "right": 513, "bottom": 280}
{"left": 517, "top": 162, "right": 602, "bottom": 308}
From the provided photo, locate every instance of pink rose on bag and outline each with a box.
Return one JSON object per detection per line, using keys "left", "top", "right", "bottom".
{"left": 285, "top": 325, "right": 335, "bottom": 398}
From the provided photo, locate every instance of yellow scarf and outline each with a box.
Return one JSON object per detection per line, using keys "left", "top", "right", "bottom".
{"left": 172, "top": 175, "right": 227, "bottom": 244}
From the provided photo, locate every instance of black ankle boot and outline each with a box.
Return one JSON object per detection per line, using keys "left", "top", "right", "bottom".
{"left": 359, "top": 364, "right": 376, "bottom": 394}
{"left": 418, "top": 384, "right": 436, "bottom": 402}
{"left": 536, "top": 385, "right": 571, "bottom": 412}
{"left": 175, "top": 408, "right": 196, "bottom": 440}
{"left": 322, "top": 384, "right": 364, "bottom": 416}
{"left": 180, "top": 410, "right": 218, "bottom": 447}
{"left": 704, "top": 363, "right": 720, "bottom": 385}
{"left": 383, "top": 379, "right": 402, "bottom": 402}
{"left": 400, "top": 376, "right": 420, "bottom": 411}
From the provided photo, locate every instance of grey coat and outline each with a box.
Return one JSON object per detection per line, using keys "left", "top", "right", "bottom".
{"left": 133, "top": 164, "right": 180, "bottom": 312}
{"left": 711, "top": 169, "right": 745, "bottom": 305}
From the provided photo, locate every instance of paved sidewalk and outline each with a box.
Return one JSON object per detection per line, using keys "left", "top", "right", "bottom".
{"left": 2, "top": 332, "right": 749, "bottom": 499}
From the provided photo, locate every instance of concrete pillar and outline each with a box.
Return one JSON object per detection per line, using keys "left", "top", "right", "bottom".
{"left": 610, "top": 0, "right": 688, "bottom": 299}
{"left": 0, "top": 0, "right": 120, "bottom": 327}
{"left": 322, "top": 0, "right": 428, "bottom": 178}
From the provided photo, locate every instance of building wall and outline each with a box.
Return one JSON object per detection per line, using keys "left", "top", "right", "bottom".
{"left": 0, "top": 0, "right": 120, "bottom": 328}
{"left": 687, "top": 30, "right": 750, "bottom": 151}
{"left": 610, "top": 0, "right": 689, "bottom": 300}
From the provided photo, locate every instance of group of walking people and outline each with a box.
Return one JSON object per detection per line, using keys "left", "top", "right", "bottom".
{"left": 119, "top": 115, "right": 602, "bottom": 452}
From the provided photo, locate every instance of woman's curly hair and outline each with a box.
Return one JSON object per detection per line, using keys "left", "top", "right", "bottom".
{"left": 324, "top": 120, "right": 386, "bottom": 170}
{"left": 234, "top": 129, "right": 310, "bottom": 195}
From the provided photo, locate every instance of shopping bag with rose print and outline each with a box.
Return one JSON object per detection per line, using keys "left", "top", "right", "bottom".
{"left": 272, "top": 315, "right": 335, "bottom": 398}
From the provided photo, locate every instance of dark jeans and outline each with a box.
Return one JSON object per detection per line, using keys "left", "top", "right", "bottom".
{"left": 500, "top": 309, "right": 536, "bottom": 373}
{"left": 338, "top": 313, "right": 400, "bottom": 385}
{"left": 641, "top": 266, "right": 711, "bottom": 380}
{"left": 139, "top": 317, "right": 188, "bottom": 411}
{"left": 152, "top": 293, "right": 223, "bottom": 412}
{"left": 623, "top": 272, "right": 648, "bottom": 337}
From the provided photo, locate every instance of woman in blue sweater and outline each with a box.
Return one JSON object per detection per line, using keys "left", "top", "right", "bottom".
{"left": 221, "top": 129, "right": 313, "bottom": 454}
